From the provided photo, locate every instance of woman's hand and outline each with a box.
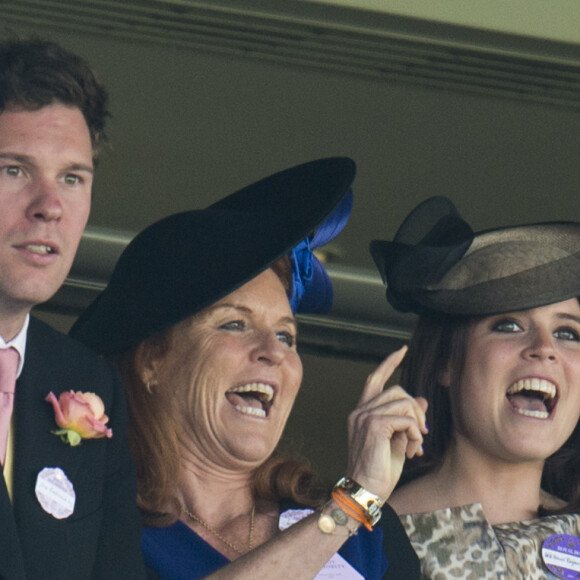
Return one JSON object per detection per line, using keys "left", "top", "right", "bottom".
{"left": 346, "top": 346, "right": 428, "bottom": 501}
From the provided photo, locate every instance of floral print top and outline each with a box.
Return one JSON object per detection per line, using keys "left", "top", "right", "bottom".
{"left": 400, "top": 503, "right": 580, "bottom": 579}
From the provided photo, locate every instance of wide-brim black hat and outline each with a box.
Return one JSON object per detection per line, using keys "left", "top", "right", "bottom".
{"left": 70, "top": 157, "right": 355, "bottom": 354}
{"left": 370, "top": 196, "right": 580, "bottom": 316}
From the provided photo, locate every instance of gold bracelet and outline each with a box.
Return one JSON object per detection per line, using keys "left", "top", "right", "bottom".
{"left": 334, "top": 477, "right": 383, "bottom": 527}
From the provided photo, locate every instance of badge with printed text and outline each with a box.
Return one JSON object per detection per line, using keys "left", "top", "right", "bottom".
{"left": 35, "top": 467, "right": 76, "bottom": 519}
{"left": 542, "top": 534, "right": 580, "bottom": 579}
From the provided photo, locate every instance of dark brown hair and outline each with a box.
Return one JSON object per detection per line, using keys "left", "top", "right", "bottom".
{"left": 399, "top": 301, "right": 580, "bottom": 515}
{"left": 398, "top": 313, "right": 470, "bottom": 483}
{"left": 0, "top": 37, "right": 109, "bottom": 156}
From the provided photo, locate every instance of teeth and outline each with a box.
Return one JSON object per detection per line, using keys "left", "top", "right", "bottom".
{"left": 229, "top": 383, "right": 274, "bottom": 403}
{"left": 506, "top": 378, "right": 556, "bottom": 400}
{"left": 26, "top": 244, "right": 54, "bottom": 255}
{"left": 515, "top": 408, "right": 550, "bottom": 420}
{"left": 234, "top": 405, "right": 266, "bottom": 418}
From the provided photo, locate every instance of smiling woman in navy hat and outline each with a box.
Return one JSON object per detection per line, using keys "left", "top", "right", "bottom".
{"left": 71, "top": 158, "right": 426, "bottom": 580}
{"left": 371, "top": 196, "right": 580, "bottom": 579}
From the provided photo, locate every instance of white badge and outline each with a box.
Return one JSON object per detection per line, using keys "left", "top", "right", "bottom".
{"left": 279, "top": 509, "right": 364, "bottom": 580}
{"left": 35, "top": 467, "right": 76, "bottom": 519}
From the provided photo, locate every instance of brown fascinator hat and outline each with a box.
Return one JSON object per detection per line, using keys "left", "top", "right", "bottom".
{"left": 370, "top": 196, "right": 580, "bottom": 316}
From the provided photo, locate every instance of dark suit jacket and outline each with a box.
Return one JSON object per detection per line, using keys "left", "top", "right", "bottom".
{"left": 0, "top": 317, "right": 146, "bottom": 579}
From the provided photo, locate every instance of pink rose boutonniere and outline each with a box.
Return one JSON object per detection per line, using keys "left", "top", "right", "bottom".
{"left": 45, "top": 391, "right": 113, "bottom": 446}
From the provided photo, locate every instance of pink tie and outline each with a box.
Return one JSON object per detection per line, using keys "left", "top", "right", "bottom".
{"left": 0, "top": 348, "right": 19, "bottom": 467}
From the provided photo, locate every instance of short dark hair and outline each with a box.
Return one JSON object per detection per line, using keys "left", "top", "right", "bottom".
{"left": 0, "top": 37, "right": 109, "bottom": 157}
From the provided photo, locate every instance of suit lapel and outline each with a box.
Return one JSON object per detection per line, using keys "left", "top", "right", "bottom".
{"left": 10, "top": 320, "right": 82, "bottom": 577}
{"left": 0, "top": 462, "right": 26, "bottom": 578}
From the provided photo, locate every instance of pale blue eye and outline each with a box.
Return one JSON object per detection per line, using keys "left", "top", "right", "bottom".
{"left": 276, "top": 332, "right": 295, "bottom": 347}
{"left": 2, "top": 165, "right": 21, "bottom": 177}
{"left": 64, "top": 174, "right": 82, "bottom": 185}
{"left": 221, "top": 320, "right": 245, "bottom": 331}
{"left": 554, "top": 327, "right": 580, "bottom": 341}
{"left": 492, "top": 319, "right": 522, "bottom": 333}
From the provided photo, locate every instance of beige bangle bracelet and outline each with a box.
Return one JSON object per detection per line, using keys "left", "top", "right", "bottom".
{"left": 317, "top": 500, "right": 359, "bottom": 537}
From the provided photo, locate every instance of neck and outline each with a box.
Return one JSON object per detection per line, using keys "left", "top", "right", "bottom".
{"left": 392, "top": 437, "right": 547, "bottom": 524}
{"left": 435, "top": 445, "right": 545, "bottom": 524}
{"left": 177, "top": 456, "right": 255, "bottom": 525}
{"left": 176, "top": 458, "right": 281, "bottom": 560}
{"left": 0, "top": 308, "right": 28, "bottom": 343}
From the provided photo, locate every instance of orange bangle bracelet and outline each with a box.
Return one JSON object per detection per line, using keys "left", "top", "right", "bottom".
{"left": 331, "top": 488, "right": 374, "bottom": 531}
{"left": 332, "top": 489, "right": 373, "bottom": 531}
{"left": 332, "top": 491, "right": 363, "bottom": 521}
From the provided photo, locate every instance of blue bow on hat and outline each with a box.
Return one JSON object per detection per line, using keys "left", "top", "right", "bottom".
{"left": 290, "top": 189, "right": 353, "bottom": 314}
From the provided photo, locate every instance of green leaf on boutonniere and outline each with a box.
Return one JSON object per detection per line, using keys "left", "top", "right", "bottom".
{"left": 52, "top": 429, "right": 83, "bottom": 446}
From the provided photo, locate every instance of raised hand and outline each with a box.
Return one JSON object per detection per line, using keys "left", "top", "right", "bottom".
{"left": 346, "top": 346, "right": 428, "bottom": 501}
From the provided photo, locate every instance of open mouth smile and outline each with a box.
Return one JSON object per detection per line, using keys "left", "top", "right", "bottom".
{"left": 506, "top": 378, "right": 557, "bottom": 420}
{"left": 25, "top": 243, "right": 56, "bottom": 255}
{"left": 226, "top": 383, "right": 274, "bottom": 418}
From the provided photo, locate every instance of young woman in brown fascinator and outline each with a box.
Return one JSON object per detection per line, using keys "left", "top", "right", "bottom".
{"left": 371, "top": 196, "right": 580, "bottom": 579}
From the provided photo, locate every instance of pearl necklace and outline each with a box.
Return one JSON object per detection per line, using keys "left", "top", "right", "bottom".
{"left": 182, "top": 504, "right": 256, "bottom": 556}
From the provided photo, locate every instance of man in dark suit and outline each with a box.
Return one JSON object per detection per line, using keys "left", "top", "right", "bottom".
{"left": 0, "top": 38, "right": 145, "bottom": 578}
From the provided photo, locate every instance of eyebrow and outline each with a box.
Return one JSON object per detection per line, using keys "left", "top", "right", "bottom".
{"left": 0, "top": 152, "right": 94, "bottom": 174}
{"left": 558, "top": 313, "right": 580, "bottom": 325}
{"left": 210, "top": 303, "right": 297, "bottom": 329}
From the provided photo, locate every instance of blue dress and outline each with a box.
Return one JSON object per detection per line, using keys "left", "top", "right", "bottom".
{"left": 142, "top": 503, "right": 419, "bottom": 579}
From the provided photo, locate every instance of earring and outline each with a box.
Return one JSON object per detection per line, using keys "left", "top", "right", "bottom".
{"left": 145, "top": 380, "right": 153, "bottom": 394}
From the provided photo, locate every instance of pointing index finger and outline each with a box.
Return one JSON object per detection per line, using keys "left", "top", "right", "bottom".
{"left": 359, "top": 345, "right": 408, "bottom": 404}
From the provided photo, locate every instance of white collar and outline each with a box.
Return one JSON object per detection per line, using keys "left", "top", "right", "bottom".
{"left": 0, "top": 314, "right": 29, "bottom": 378}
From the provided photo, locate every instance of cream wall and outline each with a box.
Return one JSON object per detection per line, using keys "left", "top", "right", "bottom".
{"left": 299, "top": 0, "right": 580, "bottom": 45}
